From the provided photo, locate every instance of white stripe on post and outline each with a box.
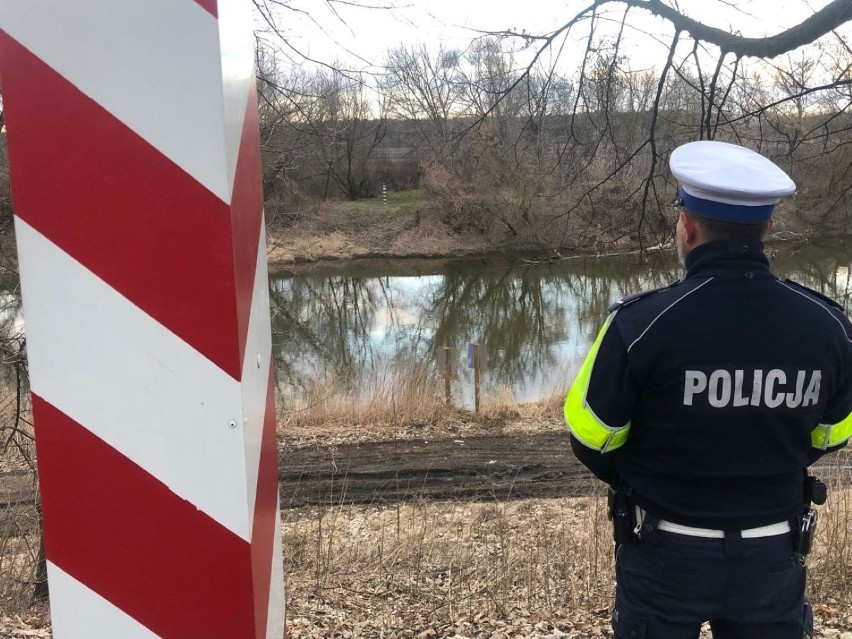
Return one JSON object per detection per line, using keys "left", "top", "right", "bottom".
{"left": 242, "top": 223, "right": 274, "bottom": 531}
{"left": 218, "top": 0, "right": 257, "bottom": 193}
{"left": 46, "top": 563, "right": 160, "bottom": 639}
{"left": 17, "top": 218, "right": 253, "bottom": 540}
{"left": 0, "top": 0, "right": 233, "bottom": 203}
{"left": 266, "top": 499, "right": 287, "bottom": 639}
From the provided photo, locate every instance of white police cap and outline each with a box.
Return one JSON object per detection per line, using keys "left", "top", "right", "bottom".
{"left": 670, "top": 141, "right": 796, "bottom": 223}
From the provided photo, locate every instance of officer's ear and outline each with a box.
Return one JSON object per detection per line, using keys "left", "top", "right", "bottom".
{"left": 680, "top": 210, "right": 701, "bottom": 247}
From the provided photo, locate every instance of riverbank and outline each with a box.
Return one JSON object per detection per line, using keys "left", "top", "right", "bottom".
{"left": 0, "top": 189, "right": 839, "bottom": 273}
{"left": 264, "top": 189, "right": 830, "bottom": 267}
{"left": 265, "top": 189, "right": 503, "bottom": 265}
{"left": 0, "top": 192, "right": 527, "bottom": 272}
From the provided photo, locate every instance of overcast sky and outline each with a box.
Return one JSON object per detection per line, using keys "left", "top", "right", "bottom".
{"left": 266, "top": 0, "right": 847, "bottom": 73}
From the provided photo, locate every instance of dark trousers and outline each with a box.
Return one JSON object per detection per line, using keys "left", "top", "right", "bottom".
{"left": 612, "top": 527, "right": 812, "bottom": 639}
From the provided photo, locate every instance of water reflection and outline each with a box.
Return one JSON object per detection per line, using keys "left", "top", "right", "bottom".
{"left": 270, "top": 251, "right": 682, "bottom": 407}
{"left": 269, "top": 246, "right": 852, "bottom": 409}
{"left": 2, "top": 244, "right": 852, "bottom": 410}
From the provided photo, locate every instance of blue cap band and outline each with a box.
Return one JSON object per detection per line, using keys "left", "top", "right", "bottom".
{"left": 679, "top": 187, "right": 775, "bottom": 223}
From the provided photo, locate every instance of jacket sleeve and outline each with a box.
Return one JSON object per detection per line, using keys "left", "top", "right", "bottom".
{"left": 808, "top": 338, "right": 852, "bottom": 464}
{"left": 564, "top": 311, "right": 637, "bottom": 483}
{"left": 810, "top": 311, "right": 852, "bottom": 464}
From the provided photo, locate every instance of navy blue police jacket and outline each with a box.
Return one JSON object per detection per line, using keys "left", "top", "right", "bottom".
{"left": 565, "top": 240, "right": 852, "bottom": 530}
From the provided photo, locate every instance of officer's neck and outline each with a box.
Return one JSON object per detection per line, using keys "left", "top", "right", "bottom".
{"left": 684, "top": 240, "right": 769, "bottom": 278}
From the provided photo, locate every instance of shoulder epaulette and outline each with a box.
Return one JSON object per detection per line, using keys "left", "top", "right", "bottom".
{"left": 783, "top": 279, "right": 844, "bottom": 311}
{"left": 608, "top": 281, "right": 681, "bottom": 313}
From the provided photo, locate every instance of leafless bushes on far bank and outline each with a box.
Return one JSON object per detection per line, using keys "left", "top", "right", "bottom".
{"left": 256, "top": 5, "right": 852, "bottom": 252}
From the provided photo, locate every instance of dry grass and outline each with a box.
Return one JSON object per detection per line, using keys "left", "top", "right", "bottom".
{"left": 276, "top": 374, "right": 852, "bottom": 637}
{"left": 0, "top": 404, "right": 44, "bottom": 626}
{"left": 806, "top": 461, "right": 852, "bottom": 608}
{"left": 278, "top": 360, "right": 457, "bottom": 445}
{"left": 283, "top": 494, "right": 617, "bottom": 638}
{"left": 0, "top": 498, "right": 42, "bottom": 614}
{"left": 0, "top": 337, "right": 48, "bottom": 633}
{"left": 277, "top": 362, "right": 566, "bottom": 450}
{"left": 282, "top": 486, "right": 852, "bottom": 638}
{"left": 264, "top": 193, "right": 493, "bottom": 266}
{"left": 275, "top": 358, "right": 570, "bottom": 450}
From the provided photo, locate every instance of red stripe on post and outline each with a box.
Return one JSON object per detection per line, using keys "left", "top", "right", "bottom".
{"left": 194, "top": 0, "right": 218, "bottom": 18}
{"left": 33, "top": 395, "right": 257, "bottom": 638}
{"left": 0, "top": 34, "right": 243, "bottom": 379}
{"left": 251, "top": 369, "right": 281, "bottom": 638}
{"left": 230, "top": 84, "right": 266, "bottom": 373}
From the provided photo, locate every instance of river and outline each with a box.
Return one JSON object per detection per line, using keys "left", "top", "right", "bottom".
{"left": 269, "top": 243, "right": 852, "bottom": 410}
{"left": 2, "top": 244, "right": 852, "bottom": 410}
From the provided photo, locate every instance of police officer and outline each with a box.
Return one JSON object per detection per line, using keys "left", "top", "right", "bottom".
{"left": 564, "top": 140, "right": 852, "bottom": 639}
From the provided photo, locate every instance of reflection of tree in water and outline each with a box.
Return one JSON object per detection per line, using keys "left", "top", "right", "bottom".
{"left": 268, "top": 246, "right": 852, "bottom": 404}
{"left": 428, "top": 263, "right": 564, "bottom": 384}
{"left": 270, "top": 253, "right": 681, "bottom": 397}
{"left": 771, "top": 246, "right": 852, "bottom": 312}
{"left": 270, "top": 275, "right": 385, "bottom": 395}
{"left": 550, "top": 253, "right": 681, "bottom": 335}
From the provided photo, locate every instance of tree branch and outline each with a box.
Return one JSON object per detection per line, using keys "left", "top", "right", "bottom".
{"left": 495, "top": 0, "right": 852, "bottom": 59}
{"left": 628, "top": 0, "right": 852, "bottom": 59}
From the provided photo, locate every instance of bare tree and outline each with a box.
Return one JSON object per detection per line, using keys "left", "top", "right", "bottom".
{"left": 317, "top": 70, "right": 387, "bottom": 200}
{"left": 249, "top": 0, "right": 852, "bottom": 249}
{"left": 468, "top": 0, "right": 852, "bottom": 247}
{"left": 381, "top": 43, "right": 465, "bottom": 142}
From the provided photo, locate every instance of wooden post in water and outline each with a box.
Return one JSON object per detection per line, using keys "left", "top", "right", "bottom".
{"left": 0, "top": 1, "right": 285, "bottom": 636}
{"left": 474, "top": 346, "right": 481, "bottom": 412}
{"left": 467, "top": 343, "right": 488, "bottom": 413}
{"left": 438, "top": 346, "right": 458, "bottom": 406}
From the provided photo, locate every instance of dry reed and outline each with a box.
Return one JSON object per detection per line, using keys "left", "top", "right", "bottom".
{"left": 282, "top": 485, "right": 852, "bottom": 638}
{"left": 277, "top": 375, "right": 852, "bottom": 638}
{"left": 278, "top": 359, "right": 451, "bottom": 434}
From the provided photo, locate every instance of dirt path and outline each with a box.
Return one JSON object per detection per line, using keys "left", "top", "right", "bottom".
{"left": 279, "top": 431, "right": 595, "bottom": 508}
{"left": 5, "top": 429, "right": 847, "bottom": 511}
{"left": 279, "top": 431, "right": 852, "bottom": 509}
{"left": 2, "top": 428, "right": 593, "bottom": 513}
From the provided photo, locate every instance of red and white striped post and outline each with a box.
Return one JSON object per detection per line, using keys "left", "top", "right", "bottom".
{"left": 0, "top": 1, "right": 285, "bottom": 637}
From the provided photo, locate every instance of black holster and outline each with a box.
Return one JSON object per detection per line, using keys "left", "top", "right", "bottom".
{"left": 795, "top": 476, "right": 827, "bottom": 564}
{"left": 608, "top": 486, "right": 637, "bottom": 546}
